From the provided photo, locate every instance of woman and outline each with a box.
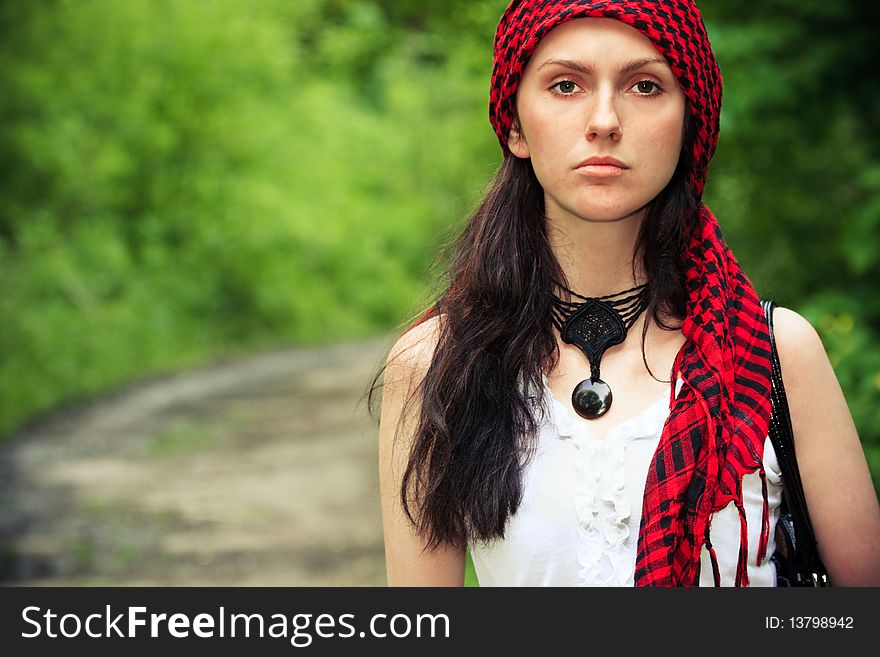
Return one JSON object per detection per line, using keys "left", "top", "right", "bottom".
{"left": 375, "top": 0, "right": 880, "bottom": 586}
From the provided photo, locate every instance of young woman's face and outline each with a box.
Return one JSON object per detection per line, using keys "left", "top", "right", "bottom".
{"left": 509, "top": 17, "right": 687, "bottom": 224}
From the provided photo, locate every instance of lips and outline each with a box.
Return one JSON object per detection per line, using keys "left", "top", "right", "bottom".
{"left": 574, "top": 156, "right": 629, "bottom": 179}
{"left": 575, "top": 156, "right": 629, "bottom": 169}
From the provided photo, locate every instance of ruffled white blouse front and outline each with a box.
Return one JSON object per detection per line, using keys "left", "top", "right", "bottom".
{"left": 468, "top": 374, "right": 783, "bottom": 587}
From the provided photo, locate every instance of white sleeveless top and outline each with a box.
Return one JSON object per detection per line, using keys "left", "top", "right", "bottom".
{"left": 468, "top": 374, "right": 784, "bottom": 586}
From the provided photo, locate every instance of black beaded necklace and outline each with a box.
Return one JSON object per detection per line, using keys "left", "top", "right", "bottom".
{"left": 549, "top": 281, "right": 651, "bottom": 420}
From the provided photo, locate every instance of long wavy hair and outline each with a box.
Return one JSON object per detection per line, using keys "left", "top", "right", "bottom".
{"left": 368, "top": 108, "right": 699, "bottom": 552}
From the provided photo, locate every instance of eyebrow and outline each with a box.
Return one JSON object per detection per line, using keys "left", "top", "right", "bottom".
{"left": 537, "top": 57, "right": 669, "bottom": 77}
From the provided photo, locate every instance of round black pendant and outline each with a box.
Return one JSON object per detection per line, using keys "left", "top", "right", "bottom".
{"left": 572, "top": 378, "right": 612, "bottom": 420}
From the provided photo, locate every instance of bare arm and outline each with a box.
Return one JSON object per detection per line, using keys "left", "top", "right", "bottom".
{"left": 378, "top": 315, "right": 466, "bottom": 586}
{"left": 773, "top": 306, "right": 880, "bottom": 585}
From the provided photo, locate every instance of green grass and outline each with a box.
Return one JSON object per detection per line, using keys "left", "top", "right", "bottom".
{"left": 147, "top": 419, "right": 219, "bottom": 458}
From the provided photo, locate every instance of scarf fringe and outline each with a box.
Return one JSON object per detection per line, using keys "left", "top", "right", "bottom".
{"left": 734, "top": 500, "right": 750, "bottom": 587}
{"left": 704, "top": 521, "right": 721, "bottom": 587}
{"left": 756, "top": 467, "right": 770, "bottom": 566}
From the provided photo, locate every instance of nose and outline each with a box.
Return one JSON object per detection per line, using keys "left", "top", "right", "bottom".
{"left": 585, "top": 87, "right": 621, "bottom": 142}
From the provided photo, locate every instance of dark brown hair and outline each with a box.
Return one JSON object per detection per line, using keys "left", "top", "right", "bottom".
{"left": 367, "top": 108, "right": 699, "bottom": 552}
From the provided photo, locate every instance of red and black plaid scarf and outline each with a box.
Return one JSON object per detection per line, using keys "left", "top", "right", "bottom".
{"left": 640, "top": 202, "right": 774, "bottom": 586}
{"left": 415, "top": 0, "right": 775, "bottom": 585}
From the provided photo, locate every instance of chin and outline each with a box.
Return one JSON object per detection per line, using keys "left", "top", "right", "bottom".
{"left": 568, "top": 205, "right": 644, "bottom": 223}
{"left": 556, "top": 188, "right": 649, "bottom": 221}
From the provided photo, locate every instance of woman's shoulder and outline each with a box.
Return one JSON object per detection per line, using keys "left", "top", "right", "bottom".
{"left": 769, "top": 305, "right": 826, "bottom": 376}
{"left": 768, "top": 304, "right": 841, "bottom": 450}
{"left": 385, "top": 313, "right": 445, "bottom": 386}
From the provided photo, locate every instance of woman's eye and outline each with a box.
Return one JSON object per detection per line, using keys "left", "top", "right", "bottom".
{"left": 550, "top": 80, "right": 580, "bottom": 95}
{"left": 632, "top": 80, "right": 662, "bottom": 95}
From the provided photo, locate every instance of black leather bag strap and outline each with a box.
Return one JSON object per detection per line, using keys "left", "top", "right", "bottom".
{"left": 761, "top": 299, "right": 828, "bottom": 583}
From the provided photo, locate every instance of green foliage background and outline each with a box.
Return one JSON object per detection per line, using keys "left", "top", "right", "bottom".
{"left": 2, "top": 0, "right": 878, "bottom": 498}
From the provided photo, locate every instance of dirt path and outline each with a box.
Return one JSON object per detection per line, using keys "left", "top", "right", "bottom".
{"left": 0, "top": 335, "right": 395, "bottom": 586}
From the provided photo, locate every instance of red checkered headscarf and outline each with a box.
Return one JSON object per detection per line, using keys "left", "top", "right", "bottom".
{"left": 415, "top": 1, "right": 775, "bottom": 585}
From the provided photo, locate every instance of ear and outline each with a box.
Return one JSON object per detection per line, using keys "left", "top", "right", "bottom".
{"left": 507, "top": 117, "right": 530, "bottom": 159}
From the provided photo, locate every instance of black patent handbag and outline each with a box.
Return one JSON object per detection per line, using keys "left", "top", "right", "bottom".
{"left": 761, "top": 299, "right": 831, "bottom": 587}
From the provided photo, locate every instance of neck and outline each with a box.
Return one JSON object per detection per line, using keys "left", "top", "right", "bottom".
{"left": 546, "top": 202, "right": 647, "bottom": 299}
